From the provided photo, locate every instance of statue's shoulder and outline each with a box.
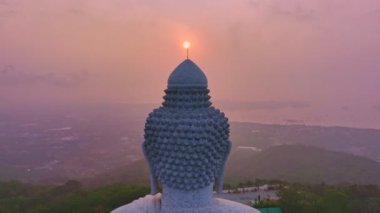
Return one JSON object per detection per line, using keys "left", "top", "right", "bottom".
{"left": 214, "top": 198, "right": 261, "bottom": 213}
{"left": 111, "top": 193, "right": 161, "bottom": 213}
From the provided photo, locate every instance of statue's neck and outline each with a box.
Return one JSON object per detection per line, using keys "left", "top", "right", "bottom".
{"left": 161, "top": 184, "right": 214, "bottom": 209}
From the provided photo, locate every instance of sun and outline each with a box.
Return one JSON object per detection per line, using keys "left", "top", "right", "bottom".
{"left": 183, "top": 41, "right": 191, "bottom": 49}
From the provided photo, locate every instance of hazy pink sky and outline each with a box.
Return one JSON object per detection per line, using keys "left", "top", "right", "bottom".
{"left": 1, "top": 0, "right": 380, "bottom": 127}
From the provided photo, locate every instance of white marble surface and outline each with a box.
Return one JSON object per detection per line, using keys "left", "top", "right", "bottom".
{"left": 112, "top": 193, "right": 261, "bottom": 213}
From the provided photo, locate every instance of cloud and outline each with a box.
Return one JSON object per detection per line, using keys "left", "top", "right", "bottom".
{"left": 284, "top": 119, "right": 305, "bottom": 124}
{"left": 0, "top": 0, "right": 9, "bottom": 6}
{"left": 0, "top": 0, "right": 16, "bottom": 18}
{"left": 246, "top": 0, "right": 317, "bottom": 21}
{"left": 215, "top": 100, "right": 311, "bottom": 111}
{"left": 373, "top": 105, "right": 380, "bottom": 112}
{"left": 66, "top": 7, "right": 85, "bottom": 16}
{"left": 0, "top": 65, "right": 89, "bottom": 87}
{"left": 270, "top": 5, "right": 316, "bottom": 20}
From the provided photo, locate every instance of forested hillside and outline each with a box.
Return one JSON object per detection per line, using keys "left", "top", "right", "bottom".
{"left": 0, "top": 181, "right": 149, "bottom": 213}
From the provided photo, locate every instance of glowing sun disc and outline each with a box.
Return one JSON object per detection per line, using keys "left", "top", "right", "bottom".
{"left": 183, "top": 41, "right": 191, "bottom": 49}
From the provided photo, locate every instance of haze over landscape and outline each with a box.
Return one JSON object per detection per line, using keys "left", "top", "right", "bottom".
{"left": 1, "top": 0, "right": 380, "bottom": 128}
{"left": 1, "top": 1, "right": 380, "bottom": 212}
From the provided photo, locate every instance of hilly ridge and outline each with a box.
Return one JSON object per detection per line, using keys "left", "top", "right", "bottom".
{"left": 226, "top": 145, "right": 380, "bottom": 184}
{"left": 88, "top": 145, "right": 380, "bottom": 186}
{"left": 230, "top": 122, "right": 380, "bottom": 162}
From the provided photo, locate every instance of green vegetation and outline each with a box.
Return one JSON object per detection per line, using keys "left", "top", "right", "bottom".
{"left": 253, "top": 183, "right": 380, "bottom": 213}
{"left": 0, "top": 180, "right": 149, "bottom": 213}
{"left": 1, "top": 180, "right": 380, "bottom": 212}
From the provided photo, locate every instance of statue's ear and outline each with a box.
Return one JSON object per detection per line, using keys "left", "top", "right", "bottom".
{"left": 215, "top": 166, "right": 225, "bottom": 194}
{"left": 142, "top": 143, "right": 159, "bottom": 195}
{"left": 216, "top": 141, "right": 231, "bottom": 194}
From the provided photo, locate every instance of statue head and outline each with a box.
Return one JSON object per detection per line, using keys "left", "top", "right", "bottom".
{"left": 142, "top": 59, "right": 231, "bottom": 194}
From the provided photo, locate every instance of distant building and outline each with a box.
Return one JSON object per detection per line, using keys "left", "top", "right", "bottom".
{"left": 257, "top": 208, "right": 283, "bottom": 213}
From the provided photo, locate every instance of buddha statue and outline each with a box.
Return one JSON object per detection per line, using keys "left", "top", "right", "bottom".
{"left": 112, "top": 59, "right": 260, "bottom": 213}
